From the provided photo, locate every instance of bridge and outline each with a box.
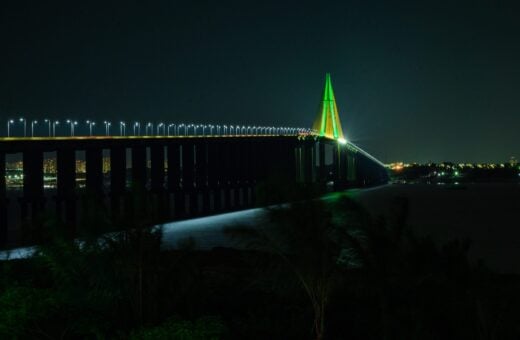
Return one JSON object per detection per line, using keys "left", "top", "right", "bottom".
{"left": 0, "top": 74, "right": 388, "bottom": 248}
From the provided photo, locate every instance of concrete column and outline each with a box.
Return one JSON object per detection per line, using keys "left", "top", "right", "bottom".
{"left": 347, "top": 152, "right": 356, "bottom": 182}
{"left": 182, "top": 142, "right": 195, "bottom": 215}
{"left": 150, "top": 145, "right": 165, "bottom": 192}
{"left": 57, "top": 149, "right": 75, "bottom": 196}
{"left": 339, "top": 145, "right": 348, "bottom": 187}
{"left": 318, "top": 141, "right": 326, "bottom": 182}
{"left": 85, "top": 148, "right": 104, "bottom": 195}
{"left": 222, "top": 140, "right": 233, "bottom": 209}
{"left": 249, "top": 139, "right": 261, "bottom": 206}
{"left": 303, "top": 140, "right": 315, "bottom": 183}
{"left": 167, "top": 143, "right": 181, "bottom": 191}
{"left": 57, "top": 149, "right": 76, "bottom": 229}
{"left": 23, "top": 150, "right": 44, "bottom": 198}
{"left": 0, "top": 152, "right": 6, "bottom": 247}
{"left": 150, "top": 144, "right": 166, "bottom": 220}
{"left": 229, "top": 141, "right": 241, "bottom": 207}
{"left": 22, "top": 149, "right": 45, "bottom": 220}
{"left": 182, "top": 143, "right": 194, "bottom": 189}
{"left": 131, "top": 146, "right": 147, "bottom": 189}
{"left": 208, "top": 140, "right": 221, "bottom": 211}
{"left": 167, "top": 143, "right": 183, "bottom": 218}
{"left": 110, "top": 147, "right": 126, "bottom": 218}
{"left": 196, "top": 142, "right": 210, "bottom": 213}
{"left": 195, "top": 142, "right": 207, "bottom": 188}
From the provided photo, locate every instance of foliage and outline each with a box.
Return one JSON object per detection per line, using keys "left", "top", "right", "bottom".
{"left": 128, "top": 316, "right": 226, "bottom": 340}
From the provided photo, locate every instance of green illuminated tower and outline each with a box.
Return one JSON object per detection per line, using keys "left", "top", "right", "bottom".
{"left": 312, "top": 73, "right": 345, "bottom": 141}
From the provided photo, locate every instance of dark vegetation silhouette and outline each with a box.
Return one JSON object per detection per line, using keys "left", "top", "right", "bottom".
{"left": 1, "top": 183, "right": 520, "bottom": 339}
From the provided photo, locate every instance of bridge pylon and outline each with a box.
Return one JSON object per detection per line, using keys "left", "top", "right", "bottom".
{"left": 312, "top": 73, "right": 346, "bottom": 142}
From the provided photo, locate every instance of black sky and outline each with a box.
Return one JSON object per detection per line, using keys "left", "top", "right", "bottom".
{"left": 1, "top": 0, "right": 519, "bottom": 163}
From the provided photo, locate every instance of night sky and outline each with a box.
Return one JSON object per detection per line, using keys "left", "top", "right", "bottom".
{"left": 1, "top": 0, "right": 519, "bottom": 163}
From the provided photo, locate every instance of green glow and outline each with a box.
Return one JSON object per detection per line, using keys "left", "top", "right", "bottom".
{"left": 312, "top": 73, "right": 345, "bottom": 141}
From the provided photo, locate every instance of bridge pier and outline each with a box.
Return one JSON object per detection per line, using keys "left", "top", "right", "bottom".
{"left": 167, "top": 142, "right": 181, "bottom": 219}
{"left": 130, "top": 145, "right": 147, "bottom": 219}
{"left": 182, "top": 142, "right": 195, "bottom": 216}
{"left": 347, "top": 151, "right": 356, "bottom": 182}
{"left": 302, "top": 139, "right": 315, "bottom": 183}
{"left": 110, "top": 146, "right": 126, "bottom": 220}
{"left": 56, "top": 149, "right": 76, "bottom": 233}
{"left": 150, "top": 144, "right": 166, "bottom": 220}
{"left": 318, "top": 142, "right": 326, "bottom": 182}
{"left": 338, "top": 145, "right": 348, "bottom": 188}
{"left": 207, "top": 140, "right": 221, "bottom": 211}
{"left": 21, "top": 149, "right": 45, "bottom": 225}
{"left": 85, "top": 148, "right": 104, "bottom": 195}
{"left": 195, "top": 141, "right": 211, "bottom": 214}
{"left": 219, "top": 140, "right": 230, "bottom": 210}
{"left": 0, "top": 152, "right": 7, "bottom": 247}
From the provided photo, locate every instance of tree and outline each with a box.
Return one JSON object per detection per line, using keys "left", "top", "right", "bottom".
{"left": 226, "top": 195, "right": 366, "bottom": 340}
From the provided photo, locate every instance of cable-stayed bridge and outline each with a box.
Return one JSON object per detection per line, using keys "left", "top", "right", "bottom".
{"left": 0, "top": 74, "right": 388, "bottom": 248}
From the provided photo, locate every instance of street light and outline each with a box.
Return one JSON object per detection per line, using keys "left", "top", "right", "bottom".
{"left": 157, "top": 123, "right": 164, "bottom": 135}
{"left": 52, "top": 121, "right": 59, "bottom": 137}
{"left": 133, "top": 122, "right": 140, "bottom": 136}
{"left": 31, "top": 120, "right": 38, "bottom": 137}
{"left": 7, "top": 119, "right": 14, "bottom": 137}
{"left": 19, "top": 118, "right": 27, "bottom": 137}
{"left": 86, "top": 120, "right": 95, "bottom": 136}
{"left": 120, "top": 121, "right": 126, "bottom": 136}
{"left": 178, "top": 123, "right": 185, "bottom": 136}
{"left": 44, "top": 119, "right": 51, "bottom": 137}
{"left": 104, "top": 121, "right": 111, "bottom": 136}
{"left": 66, "top": 120, "right": 77, "bottom": 136}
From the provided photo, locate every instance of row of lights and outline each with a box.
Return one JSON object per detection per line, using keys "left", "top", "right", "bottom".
{"left": 6, "top": 118, "right": 315, "bottom": 138}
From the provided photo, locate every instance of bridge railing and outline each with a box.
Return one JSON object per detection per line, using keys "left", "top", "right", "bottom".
{"left": 3, "top": 117, "right": 317, "bottom": 138}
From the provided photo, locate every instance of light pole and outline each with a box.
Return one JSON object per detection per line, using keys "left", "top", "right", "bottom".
{"left": 86, "top": 120, "right": 95, "bottom": 136}
{"left": 120, "top": 122, "right": 126, "bottom": 136}
{"left": 157, "top": 123, "right": 164, "bottom": 135}
{"left": 104, "top": 121, "right": 111, "bottom": 136}
{"left": 31, "top": 120, "right": 38, "bottom": 137}
{"left": 66, "top": 120, "right": 77, "bottom": 136}
{"left": 44, "top": 119, "right": 51, "bottom": 137}
{"left": 19, "top": 118, "right": 27, "bottom": 137}
{"left": 52, "top": 121, "right": 59, "bottom": 137}
{"left": 134, "top": 122, "right": 140, "bottom": 136}
{"left": 66, "top": 120, "right": 72, "bottom": 136}
{"left": 7, "top": 119, "right": 14, "bottom": 137}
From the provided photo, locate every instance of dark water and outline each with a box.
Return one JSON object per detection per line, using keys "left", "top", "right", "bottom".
{"left": 4, "top": 183, "right": 520, "bottom": 274}
{"left": 354, "top": 183, "right": 520, "bottom": 273}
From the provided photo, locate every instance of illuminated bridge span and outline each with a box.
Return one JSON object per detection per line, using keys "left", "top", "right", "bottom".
{"left": 0, "top": 74, "right": 388, "bottom": 248}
